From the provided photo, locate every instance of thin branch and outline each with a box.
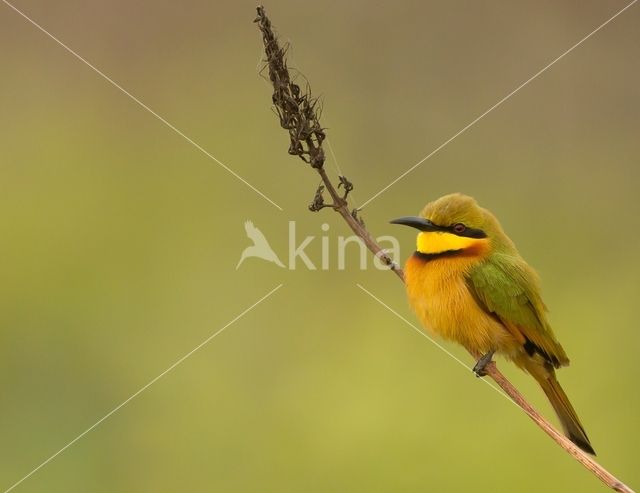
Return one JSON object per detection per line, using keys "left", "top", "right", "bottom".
{"left": 254, "top": 6, "right": 634, "bottom": 493}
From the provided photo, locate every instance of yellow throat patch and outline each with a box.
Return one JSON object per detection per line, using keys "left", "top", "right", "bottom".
{"left": 416, "top": 231, "right": 484, "bottom": 254}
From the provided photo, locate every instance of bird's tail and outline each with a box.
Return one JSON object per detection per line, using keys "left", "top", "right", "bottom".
{"left": 532, "top": 367, "right": 595, "bottom": 455}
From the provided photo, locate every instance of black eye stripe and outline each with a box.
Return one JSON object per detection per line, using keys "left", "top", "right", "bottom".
{"left": 434, "top": 223, "right": 487, "bottom": 238}
{"left": 457, "top": 227, "right": 487, "bottom": 239}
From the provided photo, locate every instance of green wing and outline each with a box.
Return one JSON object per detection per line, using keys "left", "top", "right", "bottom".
{"left": 466, "top": 253, "right": 569, "bottom": 368}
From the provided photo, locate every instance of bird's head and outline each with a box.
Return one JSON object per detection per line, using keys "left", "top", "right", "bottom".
{"left": 391, "top": 193, "right": 510, "bottom": 258}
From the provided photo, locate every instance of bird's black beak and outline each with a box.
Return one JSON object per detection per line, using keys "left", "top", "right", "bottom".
{"left": 390, "top": 216, "right": 439, "bottom": 232}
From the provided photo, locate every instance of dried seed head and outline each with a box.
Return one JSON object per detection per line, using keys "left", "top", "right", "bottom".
{"left": 256, "top": 6, "right": 326, "bottom": 169}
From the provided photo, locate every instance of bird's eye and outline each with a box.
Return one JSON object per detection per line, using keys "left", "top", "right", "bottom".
{"left": 452, "top": 223, "right": 466, "bottom": 234}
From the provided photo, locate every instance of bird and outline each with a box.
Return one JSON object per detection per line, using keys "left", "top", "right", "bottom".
{"left": 236, "top": 220, "right": 285, "bottom": 269}
{"left": 391, "top": 193, "right": 594, "bottom": 454}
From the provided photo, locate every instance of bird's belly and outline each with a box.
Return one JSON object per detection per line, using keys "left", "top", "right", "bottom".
{"left": 406, "top": 258, "right": 513, "bottom": 356}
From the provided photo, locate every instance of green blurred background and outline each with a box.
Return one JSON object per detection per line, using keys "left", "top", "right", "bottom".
{"left": 1, "top": 1, "right": 638, "bottom": 491}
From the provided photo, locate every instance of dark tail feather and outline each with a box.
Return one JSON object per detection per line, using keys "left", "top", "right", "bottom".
{"left": 536, "top": 371, "right": 595, "bottom": 455}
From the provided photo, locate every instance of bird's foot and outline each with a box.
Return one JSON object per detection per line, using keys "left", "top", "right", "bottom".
{"left": 472, "top": 350, "right": 495, "bottom": 377}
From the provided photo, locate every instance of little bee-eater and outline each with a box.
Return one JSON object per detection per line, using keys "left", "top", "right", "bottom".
{"left": 391, "top": 193, "right": 594, "bottom": 454}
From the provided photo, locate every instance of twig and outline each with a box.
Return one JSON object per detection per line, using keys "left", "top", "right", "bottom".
{"left": 254, "top": 6, "right": 634, "bottom": 493}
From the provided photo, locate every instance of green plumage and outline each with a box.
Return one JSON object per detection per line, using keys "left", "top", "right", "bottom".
{"left": 466, "top": 251, "right": 569, "bottom": 368}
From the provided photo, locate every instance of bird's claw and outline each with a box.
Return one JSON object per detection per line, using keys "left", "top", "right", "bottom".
{"left": 472, "top": 350, "right": 495, "bottom": 378}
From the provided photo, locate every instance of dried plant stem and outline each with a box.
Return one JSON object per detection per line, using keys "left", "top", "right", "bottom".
{"left": 486, "top": 365, "right": 632, "bottom": 492}
{"left": 317, "top": 167, "right": 405, "bottom": 280}
{"left": 255, "top": 6, "right": 634, "bottom": 493}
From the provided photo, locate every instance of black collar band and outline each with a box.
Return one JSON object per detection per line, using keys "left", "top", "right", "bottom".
{"left": 413, "top": 249, "right": 463, "bottom": 261}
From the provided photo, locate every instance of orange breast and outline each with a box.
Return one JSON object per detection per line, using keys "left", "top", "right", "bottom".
{"left": 405, "top": 253, "right": 518, "bottom": 357}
